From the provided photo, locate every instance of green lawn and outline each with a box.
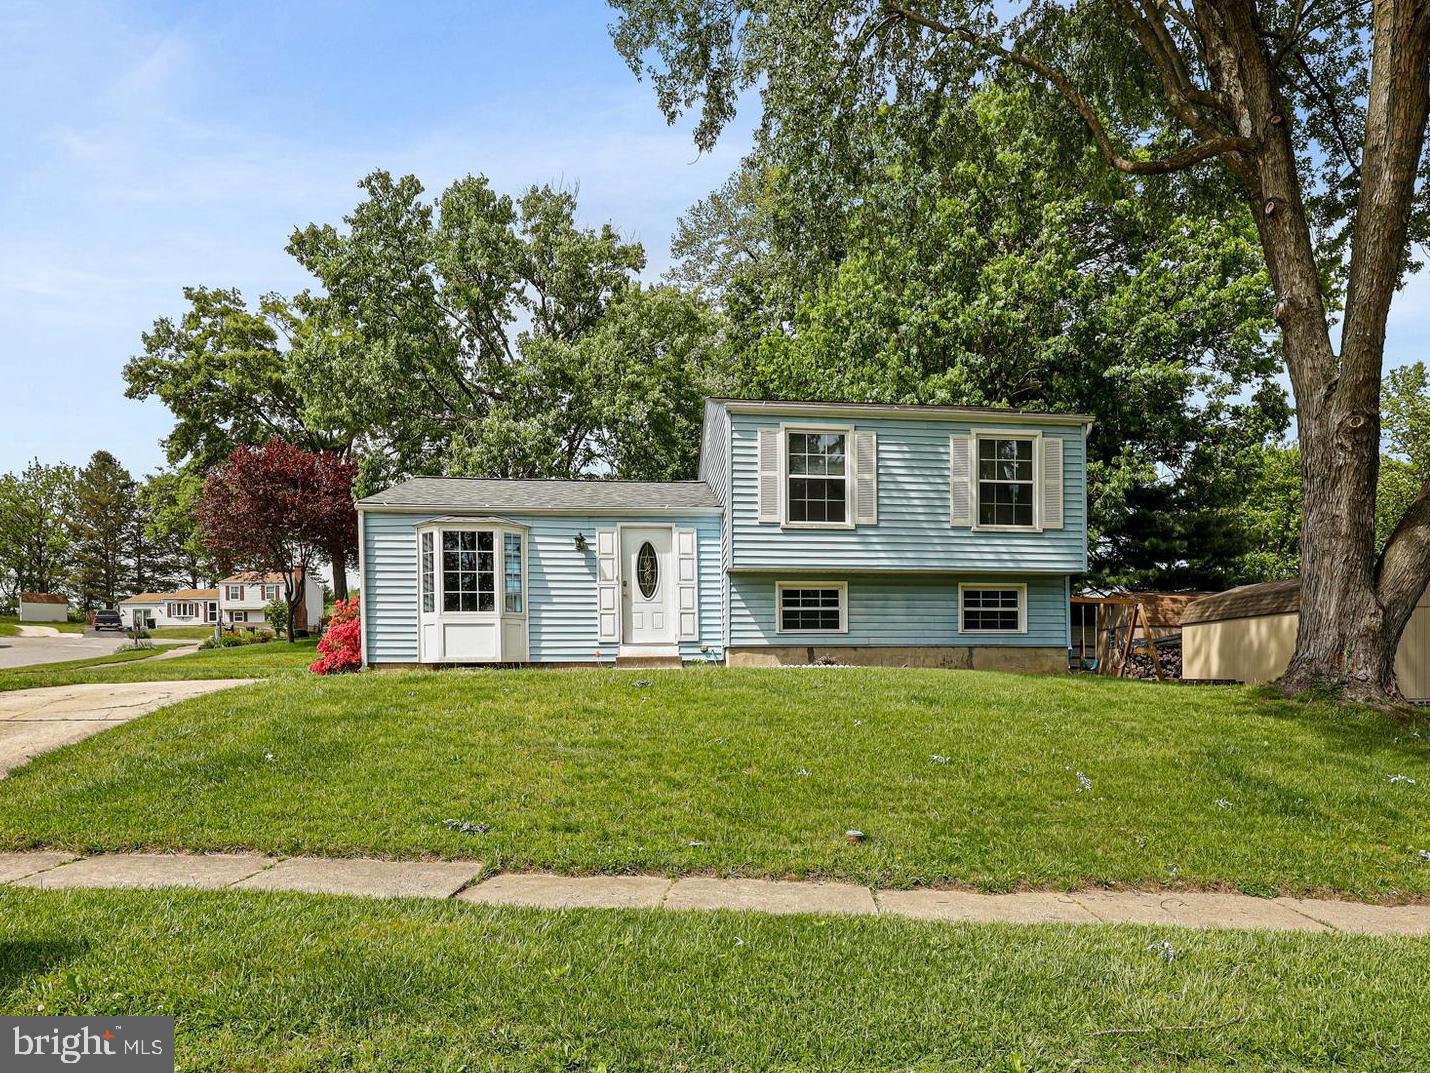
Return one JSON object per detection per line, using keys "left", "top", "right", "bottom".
{"left": 0, "top": 667, "right": 1426, "bottom": 896}
{"left": 147, "top": 625, "right": 219, "bottom": 640}
{"left": 0, "top": 615, "right": 86, "bottom": 635}
{"left": 0, "top": 888, "right": 1425, "bottom": 1072}
{"left": 0, "top": 638, "right": 316, "bottom": 692}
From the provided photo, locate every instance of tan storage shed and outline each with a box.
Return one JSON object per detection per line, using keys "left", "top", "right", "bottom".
{"left": 1182, "top": 579, "right": 1430, "bottom": 700}
{"left": 17, "top": 592, "right": 68, "bottom": 623}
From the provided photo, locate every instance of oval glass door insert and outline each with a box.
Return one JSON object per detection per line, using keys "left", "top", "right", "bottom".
{"left": 636, "top": 541, "right": 659, "bottom": 598}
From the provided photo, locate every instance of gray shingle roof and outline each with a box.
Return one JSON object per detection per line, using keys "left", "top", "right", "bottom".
{"left": 357, "top": 477, "right": 721, "bottom": 512}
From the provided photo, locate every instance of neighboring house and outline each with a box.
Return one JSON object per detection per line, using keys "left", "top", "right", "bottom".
{"left": 120, "top": 589, "right": 219, "bottom": 629}
{"left": 357, "top": 398, "right": 1090, "bottom": 670}
{"left": 1182, "top": 579, "right": 1430, "bottom": 700}
{"left": 219, "top": 571, "right": 324, "bottom": 632}
{"left": 17, "top": 593, "right": 68, "bottom": 622}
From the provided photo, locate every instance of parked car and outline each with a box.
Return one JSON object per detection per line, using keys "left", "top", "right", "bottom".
{"left": 92, "top": 609, "right": 124, "bottom": 631}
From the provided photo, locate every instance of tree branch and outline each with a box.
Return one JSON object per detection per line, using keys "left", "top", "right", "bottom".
{"left": 882, "top": 2, "right": 1257, "bottom": 174}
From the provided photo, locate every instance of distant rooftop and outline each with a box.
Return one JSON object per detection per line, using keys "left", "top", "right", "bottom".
{"left": 357, "top": 478, "right": 721, "bottom": 513}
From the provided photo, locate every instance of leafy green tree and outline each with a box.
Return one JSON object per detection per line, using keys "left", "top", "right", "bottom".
{"left": 138, "top": 469, "right": 216, "bottom": 590}
{"left": 288, "top": 171, "right": 727, "bottom": 486}
{"left": 70, "top": 451, "right": 138, "bottom": 609}
{"left": 610, "top": 0, "right": 1430, "bottom": 703}
{"left": 125, "top": 286, "right": 352, "bottom": 471}
{"left": 663, "top": 84, "right": 1288, "bottom": 586}
{"left": 0, "top": 460, "right": 77, "bottom": 603}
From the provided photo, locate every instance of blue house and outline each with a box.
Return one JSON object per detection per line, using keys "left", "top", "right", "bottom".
{"left": 356, "top": 398, "right": 1091, "bottom": 671}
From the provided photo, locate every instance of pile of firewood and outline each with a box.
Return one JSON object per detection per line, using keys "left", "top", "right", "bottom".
{"left": 1120, "top": 638, "right": 1183, "bottom": 680}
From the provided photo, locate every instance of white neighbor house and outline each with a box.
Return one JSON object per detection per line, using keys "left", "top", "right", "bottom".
{"left": 119, "top": 589, "right": 219, "bottom": 629}
{"left": 219, "top": 570, "right": 325, "bottom": 632}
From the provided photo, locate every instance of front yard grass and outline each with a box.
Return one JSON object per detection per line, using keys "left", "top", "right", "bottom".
{"left": 0, "top": 616, "right": 86, "bottom": 635}
{"left": 0, "top": 667, "right": 1426, "bottom": 896}
{"left": 1, "top": 886, "right": 1427, "bottom": 1071}
{"left": 0, "top": 637, "right": 317, "bottom": 692}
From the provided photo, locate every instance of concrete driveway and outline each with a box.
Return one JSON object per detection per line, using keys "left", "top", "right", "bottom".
{"left": 0, "top": 679, "right": 258, "bottom": 777}
{"left": 0, "top": 633, "right": 179, "bottom": 670}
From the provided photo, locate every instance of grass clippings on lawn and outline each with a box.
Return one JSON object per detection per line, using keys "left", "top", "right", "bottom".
{"left": 1, "top": 886, "right": 1427, "bottom": 1071}
{"left": 0, "top": 666, "right": 1425, "bottom": 896}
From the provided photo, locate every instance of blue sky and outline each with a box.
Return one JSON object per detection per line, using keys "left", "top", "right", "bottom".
{"left": 2, "top": 2, "right": 1427, "bottom": 479}
{"left": 0, "top": 0, "right": 754, "bottom": 475}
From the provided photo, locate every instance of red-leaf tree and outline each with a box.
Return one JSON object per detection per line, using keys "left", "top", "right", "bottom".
{"left": 198, "top": 439, "right": 357, "bottom": 642}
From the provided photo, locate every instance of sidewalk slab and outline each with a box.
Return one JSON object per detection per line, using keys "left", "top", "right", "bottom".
{"left": 0, "top": 679, "right": 258, "bottom": 778}
{"left": 1072, "top": 890, "right": 1329, "bottom": 932}
{"left": 0, "top": 851, "right": 78, "bottom": 883}
{"left": 665, "top": 877, "right": 876, "bottom": 916}
{"left": 232, "top": 856, "right": 482, "bottom": 899}
{"left": 459, "top": 873, "right": 671, "bottom": 910}
{"left": 1285, "top": 898, "right": 1430, "bottom": 936}
{"left": 877, "top": 889, "right": 1097, "bottom": 924}
{"left": 11, "top": 853, "right": 273, "bottom": 891}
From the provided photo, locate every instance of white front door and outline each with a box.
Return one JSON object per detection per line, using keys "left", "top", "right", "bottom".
{"left": 621, "top": 526, "right": 675, "bottom": 645}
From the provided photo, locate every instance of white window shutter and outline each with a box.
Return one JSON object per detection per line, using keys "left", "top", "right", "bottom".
{"left": 1042, "top": 436, "right": 1064, "bottom": 529}
{"left": 757, "top": 426, "right": 781, "bottom": 523}
{"left": 949, "top": 433, "right": 973, "bottom": 526}
{"left": 853, "top": 430, "right": 878, "bottom": 525}
{"left": 596, "top": 528, "right": 619, "bottom": 643}
{"left": 676, "top": 527, "right": 699, "bottom": 641}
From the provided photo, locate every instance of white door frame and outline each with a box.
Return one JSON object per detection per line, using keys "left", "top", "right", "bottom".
{"left": 617, "top": 522, "right": 678, "bottom": 650}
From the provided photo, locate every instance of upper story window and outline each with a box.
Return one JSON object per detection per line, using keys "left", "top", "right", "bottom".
{"left": 263, "top": 583, "right": 278, "bottom": 601}
{"left": 442, "top": 530, "right": 495, "bottom": 612}
{"left": 786, "top": 430, "right": 848, "bottom": 525}
{"left": 224, "top": 584, "right": 243, "bottom": 601}
{"left": 977, "top": 436, "right": 1035, "bottom": 528}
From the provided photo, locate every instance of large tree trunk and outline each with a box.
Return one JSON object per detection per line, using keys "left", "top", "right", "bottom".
{"left": 326, "top": 535, "right": 349, "bottom": 601}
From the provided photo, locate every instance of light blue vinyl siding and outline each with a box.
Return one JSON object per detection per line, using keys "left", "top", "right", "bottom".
{"left": 730, "top": 573, "right": 1069, "bottom": 648}
{"left": 728, "top": 412, "right": 1087, "bottom": 573}
{"left": 362, "top": 512, "right": 722, "bottom": 663}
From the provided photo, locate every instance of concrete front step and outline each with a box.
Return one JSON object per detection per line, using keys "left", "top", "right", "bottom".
{"left": 2, "top": 852, "right": 1428, "bottom": 936}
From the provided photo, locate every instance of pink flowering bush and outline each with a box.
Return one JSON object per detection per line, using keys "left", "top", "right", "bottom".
{"left": 309, "top": 597, "right": 362, "bottom": 675}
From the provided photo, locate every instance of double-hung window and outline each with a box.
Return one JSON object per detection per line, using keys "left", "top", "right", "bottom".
{"left": 977, "top": 436, "right": 1036, "bottom": 528}
{"left": 776, "top": 582, "right": 848, "bottom": 633}
{"left": 225, "top": 584, "right": 243, "bottom": 601}
{"left": 786, "top": 429, "right": 849, "bottom": 525}
{"left": 960, "top": 585, "right": 1026, "bottom": 633}
{"left": 442, "top": 530, "right": 496, "bottom": 612}
{"left": 263, "top": 583, "right": 278, "bottom": 601}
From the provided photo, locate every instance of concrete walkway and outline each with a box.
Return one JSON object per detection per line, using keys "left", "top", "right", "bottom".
{"left": 0, "top": 680, "right": 258, "bottom": 777}
{"left": 2, "top": 851, "right": 1426, "bottom": 935}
